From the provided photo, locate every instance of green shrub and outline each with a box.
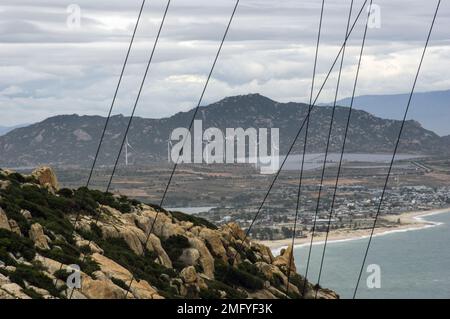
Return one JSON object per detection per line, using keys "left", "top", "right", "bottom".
{"left": 0, "top": 229, "right": 36, "bottom": 263}
{"left": 170, "top": 211, "right": 217, "bottom": 230}
{"left": 111, "top": 277, "right": 129, "bottom": 291}
{"left": 161, "top": 235, "right": 190, "bottom": 270}
{"left": 214, "top": 260, "right": 264, "bottom": 291}
{"left": 206, "top": 280, "right": 248, "bottom": 299}
{"left": 95, "top": 237, "right": 176, "bottom": 296}
{"left": 22, "top": 287, "right": 44, "bottom": 299}
{"left": 54, "top": 269, "right": 70, "bottom": 282}
{"left": 270, "top": 272, "right": 285, "bottom": 288}
{"left": 9, "top": 264, "right": 61, "bottom": 297}
{"left": 199, "top": 288, "right": 222, "bottom": 299}
{"left": 231, "top": 242, "right": 257, "bottom": 263}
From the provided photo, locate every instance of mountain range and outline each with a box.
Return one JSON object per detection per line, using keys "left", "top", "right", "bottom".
{"left": 334, "top": 89, "right": 450, "bottom": 136}
{"left": 0, "top": 93, "right": 448, "bottom": 168}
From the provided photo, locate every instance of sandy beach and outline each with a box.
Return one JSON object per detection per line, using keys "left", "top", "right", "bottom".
{"left": 258, "top": 207, "right": 450, "bottom": 253}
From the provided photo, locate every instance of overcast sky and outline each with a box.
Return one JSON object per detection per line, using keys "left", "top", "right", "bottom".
{"left": 0, "top": 0, "right": 448, "bottom": 126}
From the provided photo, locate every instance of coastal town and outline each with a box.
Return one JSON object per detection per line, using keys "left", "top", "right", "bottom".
{"left": 196, "top": 184, "right": 450, "bottom": 241}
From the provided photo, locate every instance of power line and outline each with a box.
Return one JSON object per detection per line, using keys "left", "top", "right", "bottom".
{"left": 86, "top": 0, "right": 146, "bottom": 187}
{"left": 286, "top": 0, "right": 325, "bottom": 296}
{"left": 54, "top": 0, "right": 146, "bottom": 283}
{"left": 228, "top": 0, "right": 369, "bottom": 271}
{"left": 353, "top": 0, "right": 441, "bottom": 299}
{"left": 314, "top": 0, "right": 369, "bottom": 299}
{"left": 69, "top": 0, "right": 172, "bottom": 299}
{"left": 123, "top": 0, "right": 241, "bottom": 299}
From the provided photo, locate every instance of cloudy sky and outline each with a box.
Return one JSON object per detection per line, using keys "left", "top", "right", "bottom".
{"left": 0, "top": 0, "right": 448, "bottom": 126}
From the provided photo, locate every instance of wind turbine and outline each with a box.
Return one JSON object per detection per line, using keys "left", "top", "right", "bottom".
{"left": 125, "top": 136, "right": 135, "bottom": 166}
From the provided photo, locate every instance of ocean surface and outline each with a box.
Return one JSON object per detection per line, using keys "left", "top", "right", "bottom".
{"left": 254, "top": 153, "right": 423, "bottom": 171}
{"left": 293, "top": 210, "right": 450, "bottom": 299}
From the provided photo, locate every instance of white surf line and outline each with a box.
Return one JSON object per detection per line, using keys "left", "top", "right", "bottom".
{"left": 271, "top": 208, "right": 450, "bottom": 255}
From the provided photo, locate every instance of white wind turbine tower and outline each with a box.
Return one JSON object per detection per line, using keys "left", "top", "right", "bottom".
{"left": 125, "top": 136, "right": 135, "bottom": 166}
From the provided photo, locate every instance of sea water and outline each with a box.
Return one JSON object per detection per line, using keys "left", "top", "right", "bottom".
{"left": 293, "top": 211, "right": 450, "bottom": 299}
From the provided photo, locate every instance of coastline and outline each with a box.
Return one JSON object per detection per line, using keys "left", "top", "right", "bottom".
{"left": 257, "top": 207, "right": 450, "bottom": 254}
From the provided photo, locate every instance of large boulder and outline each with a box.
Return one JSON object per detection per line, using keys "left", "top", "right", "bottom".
{"left": 180, "top": 266, "right": 197, "bottom": 284}
{"left": 179, "top": 248, "right": 200, "bottom": 266}
{"left": 199, "top": 228, "right": 227, "bottom": 262}
{"left": 255, "top": 261, "right": 300, "bottom": 296}
{"left": 0, "top": 283, "right": 32, "bottom": 299}
{"left": 31, "top": 166, "right": 59, "bottom": 191}
{"left": 0, "top": 207, "right": 11, "bottom": 231}
{"left": 81, "top": 276, "right": 126, "bottom": 299}
{"left": 221, "top": 222, "right": 247, "bottom": 242}
{"left": 137, "top": 209, "right": 184, "bottom": 239}
{"left": 91, "top": 253, "right": 133, "bottom": 283}
{"left": 91, "top": 253, "right": 161, "bottom": 299}
{"left": 188, "top": 237, "right": 215, "bottom": 279}
{"left": 29, "top": 223, "right": 50, "bottom": 250}
{"left": 146, "top": 234, "right": 172, "bottom": 269}
{"left": 8, "top": 219, "right": 22, "bottom": 236}
{"left": 272, "top": 244, "right": 296, "bottom": 273}
{"left": 253, "top": 243, "right": 275, "bottom": 264}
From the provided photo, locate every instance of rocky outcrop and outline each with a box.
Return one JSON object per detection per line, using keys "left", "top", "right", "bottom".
{"left": 180, "top": 266, "right": 197, "bottom": 284}
{"left": 81, "top": 276, "right": 126, "bottom": 299}
{"left": 8, "top": 219, "right": 22, "bottom": 236}
{"left": 29, "top": 223, "right": 50, "bottom": 250}
{"left": 188, "top": 238, "right": 215, "bottom": 279}
{"left": 272, "top": 244, "right": 296, "bottom": 273}
{"left": 199, "top": 228, "right": 227, "bottom": 262}
{"left": 0, "top": 207, "right": 11, "bottom": 231}
{"left": 0, "top": 167, "right": 338, "bottom": 300}
{"left": 179, "top": 248, "right": 200, "bottom": 266}
{"left": 31, "top": 166, "right": 59, "bottom": 191}
{"left": 147, "top": 234, "right": 172, "bottom": 269}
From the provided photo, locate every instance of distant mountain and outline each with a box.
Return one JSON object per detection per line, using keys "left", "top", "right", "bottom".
{"left": 0, "top": 94, "right": 447, "bottom": 168}
{"left": 0, "top": 124, "right": 28, "bottom": 136}
{"left": 334, "top": 89, "right": 450, "bottom": 136}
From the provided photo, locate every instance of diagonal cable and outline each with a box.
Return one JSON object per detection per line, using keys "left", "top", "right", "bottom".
{"left": 286, "top": 0, "right": 325, "bottom": 295}
{"left": 123, "top": 0, "right": 241, "bottom": 299}
{"left": 314, "top": 0, "right": 369, "bottom": 299}
{"left": 228, "top": 0, "right": 369, "bottom": 279}
{"left": 54, "top": 0, "right": 146, "bottom": 281}
{"left": 68, "top": 0, "right": 172, "bottom": 299}
{"left": 304, "top": 0, "right": 373, "bottom": 296}
{"left": 353, "top": 0, "right": 441, "bottom": 299}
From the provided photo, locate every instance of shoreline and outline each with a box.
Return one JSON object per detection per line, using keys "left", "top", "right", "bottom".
{"left": 257, "top": 207, "right": 450, "bottom": 254}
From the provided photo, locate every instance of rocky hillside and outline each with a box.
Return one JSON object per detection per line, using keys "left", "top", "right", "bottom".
{"left": 0, "top": 94, "right": 446, "bottom": 167}
{"left": 0, "top": 167, "right": 337, "bottom": 299}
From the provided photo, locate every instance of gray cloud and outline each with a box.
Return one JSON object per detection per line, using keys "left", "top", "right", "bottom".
{"left": 0, "top": 0, "right": 449, "bottom": 126}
